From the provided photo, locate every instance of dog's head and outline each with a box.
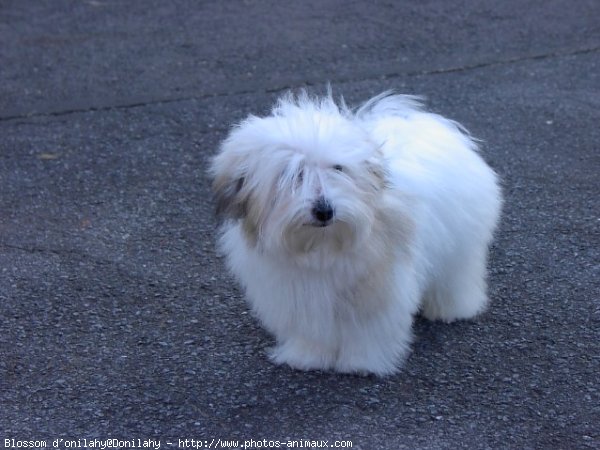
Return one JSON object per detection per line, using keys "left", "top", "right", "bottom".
{"left": 210, "top": 92, "right": 388, "bottom": 262}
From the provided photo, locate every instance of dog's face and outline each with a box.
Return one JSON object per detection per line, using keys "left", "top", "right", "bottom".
{"left": 211, "top": 94, "right": 387, "bottom": 263}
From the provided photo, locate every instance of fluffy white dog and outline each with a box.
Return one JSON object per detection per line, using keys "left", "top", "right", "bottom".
{"left": 211, "top": 91, "right": 502, "bottom": 376}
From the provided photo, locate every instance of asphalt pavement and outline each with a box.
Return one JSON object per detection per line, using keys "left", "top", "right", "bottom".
{"left": 1, "top": 1, "right": 599, "bottom": 449}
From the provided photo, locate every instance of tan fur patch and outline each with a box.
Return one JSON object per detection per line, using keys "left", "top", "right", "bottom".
{"left": 241, "top": 194, "right": 261, "bottom": 246}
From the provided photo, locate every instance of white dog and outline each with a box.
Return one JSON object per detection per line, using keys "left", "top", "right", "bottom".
{"left": 210, "top": 91, "right": 502, "bottom": 376}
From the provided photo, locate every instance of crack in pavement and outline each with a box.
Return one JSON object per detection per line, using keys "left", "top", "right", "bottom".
{"left": 1, "top": 45, "right": 598, "bottom": 123}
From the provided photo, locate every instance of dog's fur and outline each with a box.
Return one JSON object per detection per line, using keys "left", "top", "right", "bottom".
{"left": 210, "top": 91, "right": 502, "bottom": 376}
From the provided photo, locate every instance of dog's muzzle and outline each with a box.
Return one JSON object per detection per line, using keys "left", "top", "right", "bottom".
{"left": 311, "top": 197, "right": 334, "bottom": 227}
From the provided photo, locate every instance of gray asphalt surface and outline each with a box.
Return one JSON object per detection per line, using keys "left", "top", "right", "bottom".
{"left": 1, "top": 1, "right": 599, "bottom": 449}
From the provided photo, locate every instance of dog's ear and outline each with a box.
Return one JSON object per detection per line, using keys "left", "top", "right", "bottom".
{"left": 212, "top": 169, "right": 249, "bottom": 220}
{"left": 210, "top": 132, "right": 252, "bottom": 220}
{"left": 366, "top": 146, "right": 390, "bottom": 190}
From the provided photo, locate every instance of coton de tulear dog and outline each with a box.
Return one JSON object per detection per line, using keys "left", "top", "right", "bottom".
{"left": 210, "top": 91, "right": 502, "bottom": 376}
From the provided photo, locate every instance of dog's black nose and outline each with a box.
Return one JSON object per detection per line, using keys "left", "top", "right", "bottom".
{"left": 311, "top": 197, "right": 334, "bottom": 224}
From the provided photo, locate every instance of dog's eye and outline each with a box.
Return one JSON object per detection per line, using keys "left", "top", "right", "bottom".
{"left": 297, "top": 169, "right": 304, "bottom": 182}
{"left": 333, "top": 164, "right": 344, "bottom": 172}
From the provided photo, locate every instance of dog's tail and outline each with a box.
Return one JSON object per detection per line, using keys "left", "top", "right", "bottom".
{"left": 355, "top": 91, "right": 481, "bottom": 146}
{"left": 354, "top": 91, "right": 424, "bottom": 120}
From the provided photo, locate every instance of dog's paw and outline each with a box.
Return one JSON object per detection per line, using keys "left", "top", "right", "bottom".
{"left": 268, "top": 339, "right": 335, "bottom": 372}
{"left": 334, "top": 351, "right": 403, "bottom": 377}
